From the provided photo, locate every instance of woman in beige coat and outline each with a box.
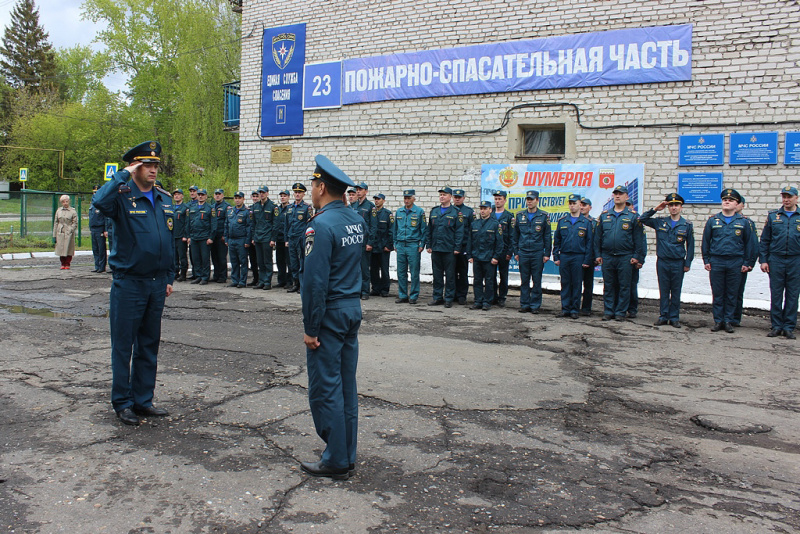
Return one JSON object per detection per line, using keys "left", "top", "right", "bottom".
{"left": 53, "top": 194, "right": 78, "bottom": 269}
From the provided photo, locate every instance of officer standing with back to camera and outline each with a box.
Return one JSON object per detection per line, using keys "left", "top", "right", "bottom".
{"left": 89, "top": 184, "right": 108, "bottom": 273}
{"left": 701, "top": 188, "right": 756, "bottom": 333}
{"left": 299, "top": 155, "right": 364, "bottom": 480}
{"left": 93, "top": 141, "right": 174, "bottom": 426}
{"left": 452, "top": 189, "right": 474, "bottom": 305}
{"left": 759, "top": 185, "right": 800, "bottom": 340}
{"left": 512, "top": 190, "right": 551, "bottom": 314}
{"left": 640, "top": 193, "right": 695, "bottom": 328}
{"left": 393, "top": 189, "right": 427, "bottom": 305}
{"left": 285, "top": 183, "right": 313, "bottom": 293}
{"left": 187, "top": 188, "right": 216, "bottom": 285}
{"left": 369, "top": 193, "right": 393, "bottom": 297}
{"left": 172, "top": 188, "right": 189, "bottom": 282}
{"left": 552, "top": 194, "right": 594, "bottom": 319}
{"left": 224, "top": 191, "right": 253, "bottom": 288}
{"left": 491, "top": 190, "right": 514, "bottom": 307}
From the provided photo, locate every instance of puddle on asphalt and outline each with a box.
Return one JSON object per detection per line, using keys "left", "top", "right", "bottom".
{"left": 0, "top": 303, "right": 108, "bottom": 319}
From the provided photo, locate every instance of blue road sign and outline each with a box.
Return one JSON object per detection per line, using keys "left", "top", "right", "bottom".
{"left": 105, "top": 163, "right": 118, "bottom": 181}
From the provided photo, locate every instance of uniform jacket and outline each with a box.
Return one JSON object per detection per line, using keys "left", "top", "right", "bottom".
{"left": 225, "top": 204, "right": 254, "bottom": 242}
{"left": 426, "top": 204, "right": 464, "bottom": 252}
{"left": 187, "top": 202, "right": 216, "bottom": 241}
{"left": 701, "top": 212, "right": 757, "bottom": 266}
{"left": 512, "top": 209, "right": 552, "bottom": 256}
{"left": 93, "top": 170, "right": 175, "bottom": 281}
{"left": 274, "top": 203, "right": 289, "bottom": 241}
{"left": 88, "top": 200, "right": 106, "bottom": 232}
{"left": 53, "top": 206, "right": 78, "bottom": 257}
{"left": 759, "top": 208, "right": 800, "bottom": 262}
{"left": 171, "top": 202, "right": 189, "bottom": 239}
{"left": 369, "top": 206, "right": 394, "bottom": 252}
{"left": 468, "top": 215, "right": 503, "bottom": 262}
{"left": 552, "top": 213, "right": 594, "bottom": 266}
{"left": 593, "top": 207, "right": 645, "bottom": 262}
{"left": 352, "top": 198, "right": 375, "bottom": 247}
{"left": 301, "top": 200, "right": 364, "bottom": 337}
{"left": 251, "top": 198, "right": 277, "bottom": 243}
{"left": 492, "top": 209, "right": 514, "bottom": 258}
{"left": 455, "top": 204, "right": 474, "bottom": 252}
{"left": 639, "top": 210, "right": 695, "bottom": 268}
{"left": 393, "top": 204, "right": 427, "bottom": 248}
{"left": 212, "top": 200, "right": 230, "bottom": 238}
{"left": 285, "top": 201, "right": 313, "bottom": 240}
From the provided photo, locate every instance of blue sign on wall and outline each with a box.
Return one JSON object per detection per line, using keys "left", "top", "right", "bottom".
{"left": 679, "top": 134, "right": 724, "bottom": 166}
{"left": 785, "top": 132, "right": 800, "bottom": 165}
{"left": 303, "top": 61, "right": 342, "bottom": 110}
{"left": 729, "top": 132, "right": 778, "bottom": 165}
{"left": 678, "top": 172, "right": 723, "bottom": 204}
{"left": 341, "top": 24, "right": 691, "bottom": 105}
{"left": 260, "top": 23, "right": 306, "bottom": 137}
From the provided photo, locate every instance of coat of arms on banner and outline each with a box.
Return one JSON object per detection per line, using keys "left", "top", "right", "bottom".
{"left": 599, "top": 168, "right": 615, "bottom": 189}
{"left": 272, "top": 33, "right": 296, "bottom": 70}
{"left": 498, "top": 166, "right": 518, "bottom": 188}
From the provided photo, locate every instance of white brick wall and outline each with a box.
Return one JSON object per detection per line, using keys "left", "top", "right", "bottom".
{"left": 238, "top": 0, "right": 800, "bottom": 251}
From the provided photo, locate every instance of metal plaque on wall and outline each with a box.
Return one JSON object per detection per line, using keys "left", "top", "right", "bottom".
{"left": 270, "top": 145, "right": 292, "bottom": 164}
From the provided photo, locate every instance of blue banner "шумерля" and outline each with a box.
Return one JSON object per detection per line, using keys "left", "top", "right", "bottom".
{"left": 342, "top": 24, "right": 692, "bottom": 104}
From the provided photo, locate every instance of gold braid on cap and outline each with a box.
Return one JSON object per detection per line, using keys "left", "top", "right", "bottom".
{"left": 133, "top": 156, "right": 161, "bottom": 161}
{"left": 312, "top": 173, "right": 321, "bottom": 178}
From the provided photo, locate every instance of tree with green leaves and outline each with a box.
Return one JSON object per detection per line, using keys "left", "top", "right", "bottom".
{"left": 0, "top": 0, "right": 60, "bottom": 92}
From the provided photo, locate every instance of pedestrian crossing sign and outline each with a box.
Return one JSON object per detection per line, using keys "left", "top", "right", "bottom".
{"left": 19, "top": 168, "right": 27, "bottom": 182}
{"left": 105, "top": 163, "right": 118, "bottom": 181}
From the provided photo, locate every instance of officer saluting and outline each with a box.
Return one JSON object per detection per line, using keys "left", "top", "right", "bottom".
{"left": 93, "top": 141, "right": 174, "bottom": 426}
{"left": 299, "top": 155, "right": 364, "bottom": 480}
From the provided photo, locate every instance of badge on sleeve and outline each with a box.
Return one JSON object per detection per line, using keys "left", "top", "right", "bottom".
{"left": 304, "top": 227, "right": 315, "bottom": 256}
{"left": 167, "top": 217, "right": 173, "bottom": 230}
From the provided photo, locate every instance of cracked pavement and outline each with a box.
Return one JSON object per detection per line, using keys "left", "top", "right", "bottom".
{"left": 1, "top": 256, "right": 799, "bottom": 533}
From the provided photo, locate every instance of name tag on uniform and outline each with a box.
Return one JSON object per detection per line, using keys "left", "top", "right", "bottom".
{"left": 129, "top": 210, "right": 147, "bottom": 215}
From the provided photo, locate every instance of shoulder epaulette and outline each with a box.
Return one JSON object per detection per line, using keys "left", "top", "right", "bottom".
{"left": 118, "top": 184, "right": 131, "bottom": 194}
{"left": 155, "top": 186, "right": 170, "bottom": 197}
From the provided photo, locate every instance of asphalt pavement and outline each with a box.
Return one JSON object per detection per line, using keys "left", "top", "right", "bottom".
{"left": 1, "top": 255, "right": 798, "bottom": 533}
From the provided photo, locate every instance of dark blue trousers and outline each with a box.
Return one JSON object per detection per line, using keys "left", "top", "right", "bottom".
{"left": 190, "top": 240, "right": 210, "bottom": 281}
{"left": 657, "top": 258, "right": 686, "bottom": 321}
{"left": 306, "top": 300, "right": 361, "bottom": 469}
{"left": 733, "top": 271, "right": 748, "bottom": 325}
{"left": 228, "top": 238, "right": 249, "bottom": 285}
{"left": 768, "top": 255, "right": 800, "bottom": 332}
{"left": 91, "top": 230, "right": 107, "bottom": 271}
{"left": 455, "top": 253, "right": 470, "bottom": 300}
{"left": 360, "top": 249, "right": 371, "bottom": 296}
{"left": 255, "top": 241, "right": 273, "bottom": 287}
{"left": 109, "top": 274, "right": 168, "bottom": 412}
{"left": 211, "top": 235, "right": 228, "bottom": 281}
{"left": 247, "top": 243, "right": 259, "bottom": 284}
{"left": 581, "top": 264, "right": 595, "bottom": 313}
{"left": 629, "top": 267, "right": 640, "bottom": 314}
{"left": 472, "top": 260, "right": 495, "bottom": 307}
{"left": 431, "top": 251, "right": 456, "bottom": 302}
{"left": 709, "top": 255, "right": 743, "bottom": 324}
{"left": 370, "top": 251, "right": 391, "bottom": 295}
{"left": 601, "top": 254, "right": 633, "bottom": 317}
{"left": 518, "top": 252, "right": 544, "bottom": 310}
{"left": 396, "top": 243, "right": 422, "bottom": 300}
{"left": 558, "top": 253, "right": 583, "bottom": 313}
{"left": 288, "top": 236, "right": 304, "bottom": 284}
{"left": 493, "top": 257, "right": 510, "bottom": 304}
{"left": 274, "top": 241, "right": 287, "bottom": 286}
{"left": 174, "top": 238, "right": 188, "bottom": 275}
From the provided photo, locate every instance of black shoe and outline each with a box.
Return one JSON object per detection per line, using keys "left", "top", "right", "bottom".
{"left": 300, "top": 460, "right": 350, "bottom": 480}
{"left": 409, "top": 299, "right": 417, "bottom": 305}
{"left": 287, "top": 285, "right": 299, "bottom": 293}
{"left": 570, "top": 313, "right": 579, "bottom": 319}
{"left": 728, "top": 321, "right": 741, "bottom": 327}
{"left": 458, "top": 297, "right": 467, "bottom": 305}
{"left": 395, "top": 297, "right": 409, "bottom": 304}
{"left": 117, "top": 408, "right": 140, "bottom": 426}
{"left": 238, "top": 284, "right": 246, "bottom": 288}
{"left": 602, "top": 315, "right": 614, "bottom": 321}
{"left": 199, "top": 280, "right": 208, "bottom": 285}
{"left": 768, "top": 328, "right": 782, "bottom": 337}
{"left": 428, "top": 299, "right": 444, "bottom": 306}
{"left": 530, "top": 309, "right": 539, "bottom": 314}
{"left": 361, "top": 294, "right": 370, "bottom": 300}
{"left": 191, "top": 278, "right": 201, "bottom": 284}
{"left": 519, "top": 307, "right": 530, "bottom": 313}
{"left": 724, "top": 323, "right": 735, "bottom": 333}
{"left": 581, "top": 310, "right": 591, "bottom": 317}
{"left": 90, "top": 269, "right": 97, "bottom": 273}
{"left": 262, "top": 285, "right": 272, "bottom": 290}
{"left": 228, "top": 283, "right": 238, "bottom": 287}
{"left": 380, "top": 293, "right": 389, "bottom": 298}
{"left": 784, "top": 330, "right": 796, "bottom": 340}
{"left": 711, "top": 323, "right": 723, "bottom": 332}
{"left": 247, "top": 281, "right": 259, "bottom": 287}
{"left": 470, "top": 304, "right": 482, "bottom": 310}
{"left": 626, "top": 311, "right": 637, "bottom": 319}
{"left": 370, "top": 291, "right": 380, "bottom": 296}
{"left": 654, "top": 318, "right": 669, "bottom": 326}
{"left": 482, "top": 304, "right": 491, "bottom": 311}
{"left": 444, "top": 301, "right": 453, "bottom": 308}
{"left": 497, "top": 300, "right": 506, "bottom": 308}
{"left": 132, "top": 405, "right": 169, "bottom": 417}
{"left": 614, "top": 316, "right": 625, "bottom": 322}
{"left": 558, "top": 312, "right": 571, "bottom": 317}
{"left": 670, "top": 321, "right": 682, "bottom": 328}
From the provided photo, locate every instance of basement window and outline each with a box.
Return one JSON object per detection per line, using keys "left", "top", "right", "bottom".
{"left": 520, "top": 125, "right": 566, "bottom": 158}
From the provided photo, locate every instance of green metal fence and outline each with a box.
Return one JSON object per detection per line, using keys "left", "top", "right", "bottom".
{"left": 1, "top": 189, "right": 89, "bottom": 248}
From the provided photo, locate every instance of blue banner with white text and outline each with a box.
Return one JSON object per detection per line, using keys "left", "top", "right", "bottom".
{"left": 342, "top": 24, "right": 691, "bottom": 104}
{"left": 261, "top": 23, "right": 306, "bottom": 137}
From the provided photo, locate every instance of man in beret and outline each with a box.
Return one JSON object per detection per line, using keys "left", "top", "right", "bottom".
{"left": 300, "top": 155, "right": 364, "bottom": 480}
{"left": 759, "top": 186, "right": 800, "bottom": 339}
{"left": 285, "top": 183, "right": 313, "bottom": 292}
{"left": 393, "top": 189, "right": 427, "bottom": 304}
{"left": 640, "top": 193, "right": 695, "bottom": 328}
{"left": 701, "top": 188, "right": 757, "bottom": 333}
{"left": 92, "top": 141, "right": 174, "bottom": 426}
